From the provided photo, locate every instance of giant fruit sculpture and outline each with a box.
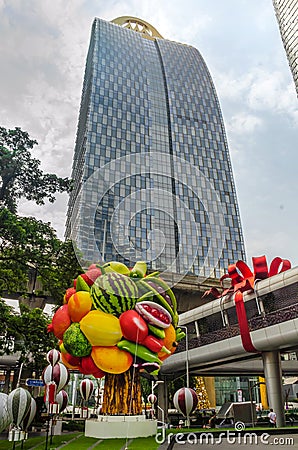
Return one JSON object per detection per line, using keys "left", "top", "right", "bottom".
{"left": 48, "top": 261, "right": 185, "bottom": 415}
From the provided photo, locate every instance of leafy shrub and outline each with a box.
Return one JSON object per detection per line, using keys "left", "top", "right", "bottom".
{"left": 62, "top": 420, "right": 85, "bottom": 432}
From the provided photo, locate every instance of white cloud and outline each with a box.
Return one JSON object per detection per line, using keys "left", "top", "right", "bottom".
{"left": 247, "top": 69, "right": 297, "bottom": 117}
{"left": 18, "top": 194, "right": 69, "bottom": 239}
{"left": 216, "top": 71, "right": 255, "bottom": 102}
{"left": 228, "top": 112, "right": 263, "bottom": 135}
{"left": 217, "top": 68, "right": 297, "bottom": 115}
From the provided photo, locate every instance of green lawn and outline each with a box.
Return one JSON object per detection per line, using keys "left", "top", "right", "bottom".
{"left": 0, "top": 433, "right": 81, "bottom": 450}
{"left": 1, "top": 426, "right": 297, "bottom": 450}
{"left": 0, "top": 432, "right": 161, "bottom": 450}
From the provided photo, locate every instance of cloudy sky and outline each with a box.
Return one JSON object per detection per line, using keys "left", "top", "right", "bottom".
{"left": 1, "top": 0, "right": 297, "bottom": 269}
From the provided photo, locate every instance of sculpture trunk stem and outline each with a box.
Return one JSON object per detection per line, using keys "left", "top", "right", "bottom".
{"left": 102, "top": 368, "right": 142, "bottom": 415}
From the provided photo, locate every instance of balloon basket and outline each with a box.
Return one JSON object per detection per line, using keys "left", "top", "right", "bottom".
{"left": 81, "top": 407, "right": 88, "bottom": 419}
{"left": 47, "top": 402, "right": 59, "bottom": 415}
{"left": 8, "top": 429, "right": 26, "bottom": 442}
{"left": 85, "top": 415, "right": 157, "bottom": 439}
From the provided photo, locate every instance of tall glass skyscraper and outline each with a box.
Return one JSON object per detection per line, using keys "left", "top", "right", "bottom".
{"left": 66, "top": 16, "right": 246, "bottom": 279}
{"left": 272, "top": 0, "right": 298, "bottom": 95}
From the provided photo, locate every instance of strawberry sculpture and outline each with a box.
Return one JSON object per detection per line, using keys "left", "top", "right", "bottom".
{"left": 48, "top": 261, "right": 185, "bottom": 378}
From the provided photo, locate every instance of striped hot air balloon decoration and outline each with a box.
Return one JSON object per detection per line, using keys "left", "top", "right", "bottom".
{"left": 21, "top": 398, "right": 36, "bottom": 432}
{"left": 7, "top": 388, "right": 32, "bottom": 428}
{"left": 147, "top": 394, "right": 157, "bottom": 404}
{"left": 56, "top": 390, "right": 68, "bottom": 413}
{"left": 80, "top": 379, "right": 94, "bottom": 419}
{"left": 42, "top": 362, "right": 70, "bottom": 393}
{"left": 46, "top": 349, "right": 61, "bottom": 366}
{"left": 80, "top": 379, "right": 94, "bottom": 402}
{"left": 173, "top": 387, "right": 198, "bottom": 418}
{"left": 0, "top": 393, "right": 10, "bottom": 433}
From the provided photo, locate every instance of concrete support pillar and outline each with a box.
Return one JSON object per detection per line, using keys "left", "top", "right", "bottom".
{"left": 262, "top": 351, "right": 285, "bottom": 427}
{"left": 157, "top": 376, "right": 168, "bottom": 423}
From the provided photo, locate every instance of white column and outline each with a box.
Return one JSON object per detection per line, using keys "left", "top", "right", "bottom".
{"left": 262, "top": 351, "right": 285, "bottom": 427}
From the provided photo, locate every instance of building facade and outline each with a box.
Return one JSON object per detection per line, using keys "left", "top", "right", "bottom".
{"left": 273, "top": 0, "right": 298, "bottom": 95}
{"left": 66, "top": 16, "right": 246, "bottom": 278}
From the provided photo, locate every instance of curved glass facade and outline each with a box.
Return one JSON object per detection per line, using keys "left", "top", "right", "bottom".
{"left": 273, "top": 0, "right": 298, "bottom": 96}
{"left": 66, "top": 17, "right": 246, "bottom": 278}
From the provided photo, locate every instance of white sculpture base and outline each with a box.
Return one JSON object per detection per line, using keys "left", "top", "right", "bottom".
{"left": 85, "top": 415, "right": 157, "bottom": 439}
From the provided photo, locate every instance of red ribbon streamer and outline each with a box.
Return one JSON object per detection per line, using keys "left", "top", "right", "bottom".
{"left": 234, "top": 291, "right": 257, "bottom": 352}
{"left": 205, "top": 255, "right": 291, "bottom": 353}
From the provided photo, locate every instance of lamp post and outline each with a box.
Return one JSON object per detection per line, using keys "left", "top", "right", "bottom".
{"left": 248, "top": 380, "right": 266, "bottom": 427}
{"left": 177, "top": 325, "right": 191, "bottom": 427}
{"left": 151, "top": 380, "right": 164, "bottom": 396}
{"left": 152, "top": 381, "right": 166, "bottom": 442}
{"left": 179, "top": 326, "right": 189, "bottom": 388}
{"left": 71, "top": 373, "right": 79, "bottom": 420}
{"left": 151, "top": 380, "right": 164, "bottom": 419}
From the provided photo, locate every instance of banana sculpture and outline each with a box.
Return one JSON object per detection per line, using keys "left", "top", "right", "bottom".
{"left": 48, "top": 261, "right": 185, "bottom": 377}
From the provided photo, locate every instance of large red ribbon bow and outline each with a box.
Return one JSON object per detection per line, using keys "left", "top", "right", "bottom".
{"left": 205, "top": 255, "right": 291, "bottom": 352}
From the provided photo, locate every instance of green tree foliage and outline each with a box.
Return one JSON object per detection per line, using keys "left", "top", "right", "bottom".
{"left": 0, "top": 298, "right": 57, "bottom": 375}
{"left": 0, "top": 126, "right": 72, "bottom": 213}
{"left": 0, "top": 207, "right": 82, "bottom": 303}
{"left": 13, "top": 304, "right": 57, "bottom": 372}
{"left": 0, "top": 126, "right": 82, "bottom": 377}
{"left": 0, "top": 298, "right": 16, "bottom": 355}
{"left": 141, "top": 377, "right": 151, "bottom": 401}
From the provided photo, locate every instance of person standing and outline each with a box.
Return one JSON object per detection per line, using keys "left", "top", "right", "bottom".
{"left": 268, "top": 408, "right": 277, "bottom": 427}
{"left": 208, "top": 411, "right": 217, "bottom": 428}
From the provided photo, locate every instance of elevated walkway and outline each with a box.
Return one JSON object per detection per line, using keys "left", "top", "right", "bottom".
{"left": 160, "top": 265, "right": 298, "bottom": 428}
{"left": 162, "top": 266, "right": 298, "bottom": 375}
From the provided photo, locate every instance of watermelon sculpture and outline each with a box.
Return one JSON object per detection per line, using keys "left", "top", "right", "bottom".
{"left": 47, "top": 261, "right": 184, "bottom": 415}
{"left": 91, "top": 272, "right": 139, "bottom": 315}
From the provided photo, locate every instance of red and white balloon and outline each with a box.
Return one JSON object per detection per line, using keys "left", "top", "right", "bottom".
{"left": 47, "top": 349, "right": 61, "bottom": 366}
{"left": 147, "top": 394, "right": 157, "bottom": 404}
{"left": 42, "top": 362, "right": 69, "bottom": 393}
{"left": 173, "top": 387, "right": 198, "bottom": 417}
{"left": 79, "top": 379, "right": 94, "bottom": 402}
{"left": 56, "top": 390, "right": 68, "bottom": 413}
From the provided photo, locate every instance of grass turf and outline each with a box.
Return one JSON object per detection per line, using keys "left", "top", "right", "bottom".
{"left": 2, "top": 426, "right": 297, "bottom": 450}
{"left": 0, "top": 433, "right": 82, "bottom": 450}
{"left": 0, "top": 432, "right": 160, "bottom": 450}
